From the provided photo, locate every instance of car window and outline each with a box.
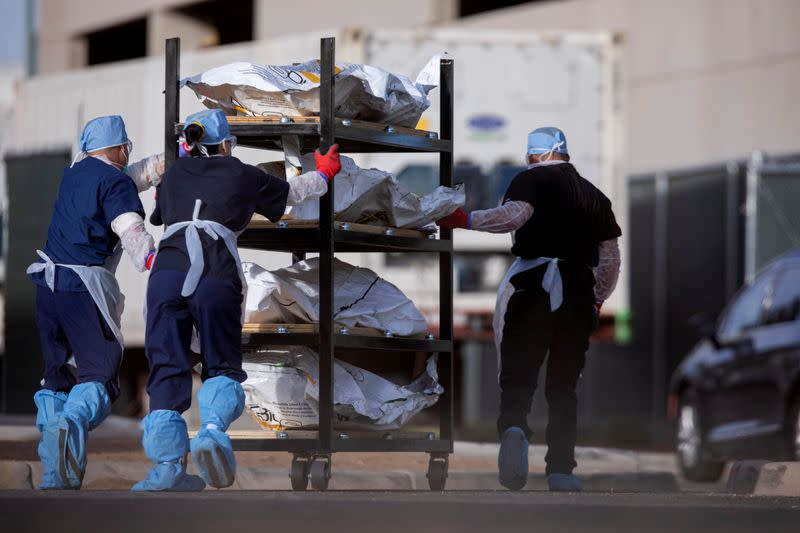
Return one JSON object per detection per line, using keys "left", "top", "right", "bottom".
{"left": 763, "top": 264, "right": 800, "bottom": 325}
{"left": 717, "top": 271, "right": 773, "bottom": 341}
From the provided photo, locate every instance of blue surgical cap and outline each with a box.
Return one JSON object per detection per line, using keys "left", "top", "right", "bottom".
{"left": 79, "top": 115, "right": 130, "bottom": 152}
{"left": 183, "top": 109, "right": 231, "bottom": 144}
{"left": 527, "top": 127, "right": 569, "bottom": 156}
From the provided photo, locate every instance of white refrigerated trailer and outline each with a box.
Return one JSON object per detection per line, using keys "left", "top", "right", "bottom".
{"left": 8, "top": 28, "right": 625, "bottom": 347}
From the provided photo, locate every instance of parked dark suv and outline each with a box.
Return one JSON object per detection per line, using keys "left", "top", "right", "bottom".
{"left": 669, "top": 249, "right": 800, "bottom": 481}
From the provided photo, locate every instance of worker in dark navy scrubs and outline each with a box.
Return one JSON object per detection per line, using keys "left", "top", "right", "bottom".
{"left": 27, "top": 115, "right": 164, "bottom": 489}
{"left": 437, "top": 127, "right": 622, "bottom": 492}
{"left": 134, "top": 109, "right": 342, "bottom": 491}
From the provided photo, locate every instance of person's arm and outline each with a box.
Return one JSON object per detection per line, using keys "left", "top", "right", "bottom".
{"left": 126, "top": 153, "right": 166, "bottom": 193}
{"left": 285, "top": 144, "right": 341, "bottom": 205}
{"left": 111, "top": 212, "right": 155, "bottom": 272}
{"left": 591, "top": 194, "right": 623, "bottom": 311}
{"left": 256, "top": 144, "right": 341, "bottom": 220}
{"left": 594, "top": 238, "right": 621, "bottom": 305}
{"left": 436, "top": 201, "right": 533, "bottom": 233}
{"left": 150, "top": 185, "right": 163, "bottom": 227}
{"left": 285, "top": 170, "right": 329, "bottom": 206}
{"left": 104, "top": 177, "right": 156, "bottom": 271}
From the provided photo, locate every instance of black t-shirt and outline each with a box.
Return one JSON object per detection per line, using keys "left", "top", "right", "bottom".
{"left": 503, "top": 163, "right": 621, "bottom": 267}
{"left": 151, "top": 156, "right": 290, "bottom": 283}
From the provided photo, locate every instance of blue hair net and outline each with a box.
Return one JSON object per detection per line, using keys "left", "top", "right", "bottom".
{"left": 183, "top": 109, "right": 232, "bottom": 144}
{"left": 527, "top": 127, "right": 569, "bottom": 156}
{"left": 79, "top": 115, "right": 130, "bottom": 152}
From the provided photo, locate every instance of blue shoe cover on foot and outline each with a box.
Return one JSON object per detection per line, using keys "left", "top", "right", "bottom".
{"left": 547, "top": 473, "right": 582, "bottom": 492}
{"left": 197, "top": 376, "right": 245, "bottom": 431}
{"left": 55, "top": 382, "right": 111, "bottom": 489}
{"left": 498, "top": 427, "right": 528, "bottom": 491}
{"left": 191, "top": 428, "right": 236, "bottom": 489}
{"left": 190, "top": 376, "right": 244, "bottom": 489}
{"left": 133, "top": 410, "right": 205, "bottom": 492}
{"left": 33, "top": 390, "right": 68, "bottom": 490}
{"left": 55, "top": 415, "right": 86, "bottom": 489}
{"left": 132, "top": 462, "right": 205, "bottom": 492}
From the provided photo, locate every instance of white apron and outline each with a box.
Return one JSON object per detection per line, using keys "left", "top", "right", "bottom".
{"left": 27, "top": 249, "right": 126, "bottom": 350}
{"left": 157, "top": 199, "right": 248, "bottom": 353}
{"left": 492, "top": 256, "right": 563, "bottom": 381}
{"left": 492, "top": 160, "right": 572, "bottom": 380}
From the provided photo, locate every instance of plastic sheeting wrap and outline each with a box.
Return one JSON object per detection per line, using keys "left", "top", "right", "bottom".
{"left": 243, "top": 258, "right": 427, "bottom": 337}
{"left": 242, "top": 347, "right": 443, "bottom": 430}
{"left": 180, "top": 56, "right": 440, "bottom": 128}
{"left": 259, "top": 154, "right": 464, "bottom": 229}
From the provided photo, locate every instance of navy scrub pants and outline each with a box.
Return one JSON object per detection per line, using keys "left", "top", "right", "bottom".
{"left": 497, "top": 263, "right": 598, "bottom": 476}
{"left": 145, "top": 269, "right": 246, "bottom": 413}
{"left": 35, "top": 285, "right": 123, "bottom": 401}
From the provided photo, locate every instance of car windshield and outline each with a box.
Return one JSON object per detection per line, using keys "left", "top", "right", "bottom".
{"left": 763, "top": 262, "right": 800, "bottom": 324}
{"left": 717, "top": 268, "right": 774, "bottom": 341}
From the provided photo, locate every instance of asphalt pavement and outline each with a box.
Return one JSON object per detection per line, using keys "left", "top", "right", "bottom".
{"left": 1, "top": 490, "right": 799, "bottom": 533}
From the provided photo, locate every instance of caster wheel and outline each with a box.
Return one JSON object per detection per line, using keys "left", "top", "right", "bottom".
{"left": 427, "top": 455, "right": 448, "bottom": 491}
{"left": 310, "top": 457, "right": 331, "bottom": 491}
{"left": 290, "top": 456, "right": 310, "bottom": 491}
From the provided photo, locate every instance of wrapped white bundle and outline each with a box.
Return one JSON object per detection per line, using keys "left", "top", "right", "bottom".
{"left": 243, "top": 258, "right": 427, "bottom": 337}
{"left": 181, "top": 55, "right": 441, "bottom": 128}
{"left": 243, "top": 347, "right": 443, "bottom": 431}
{"left": 263, "top": 154, "right": 464, "bottom": 229}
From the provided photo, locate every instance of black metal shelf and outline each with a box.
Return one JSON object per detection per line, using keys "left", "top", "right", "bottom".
{"left": 238, "top": 226, "right": 451, "bottom": 253}
{"left": 232, "top": 437, "right": 451, "bottom": 454}
{"left": 174, "top": 118, "right": 453, "bottom": 154}
{"left": 164, "top": 36, "right": 455, "bottom": 491}
{"left": 242, "top": 332, "right": 453, "bottom": 353}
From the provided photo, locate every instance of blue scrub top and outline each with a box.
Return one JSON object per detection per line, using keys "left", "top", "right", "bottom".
{"left": 28, "top": 157, "right": 145, "bottom": 292}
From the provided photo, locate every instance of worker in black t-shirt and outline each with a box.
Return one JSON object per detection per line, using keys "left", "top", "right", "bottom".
{"left": 437, "top": 127, "right": 622, "bottom": 492}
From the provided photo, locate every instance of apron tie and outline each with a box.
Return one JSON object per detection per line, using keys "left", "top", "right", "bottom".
{"left": 540, "top": 258, "right": 563, "bottom": 312}
{"left": 27, "top": 250, "right": 125, "bottom": 349}
{"left": 493, "top": 256, "right": 565, "bottom": 381}
{"left": 161, "top": 199, "right": 246, "bottom": 298}
{"left": 27, "top": 250, "right": 57, "bottom": 291}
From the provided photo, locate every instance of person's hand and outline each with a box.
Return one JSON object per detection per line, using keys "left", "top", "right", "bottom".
{"left": 315, "top": 144, "right": 341, "bottom": 182}
{"left": 436, "top": 208, "right": 471, "bottom": 229}
{"left": 145, "top": 251, "right": 156, "bottom": 271}
{"left": 594, "top": 301, "right": 603, "bottom": 314}
{"left": 178, "top": 141, "right": 191, "bottom": 158}
{"left": 156, "top": 159, "right": 165, "bottom": 178}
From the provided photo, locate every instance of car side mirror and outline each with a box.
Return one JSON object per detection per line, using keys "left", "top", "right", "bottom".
{"left": 689, "top": 311, "right": 721, "bottom": 349}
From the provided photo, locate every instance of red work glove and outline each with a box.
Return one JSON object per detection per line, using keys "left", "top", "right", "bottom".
{"left": 436, "top": 208, "right": 471, "bottom": 229}
{"left": 315, "top": 143, "right": 341, "bottom": 182}
{"left": 594, "top": 301, "right": 603, "bottom": 314}
{"left": 145, "top": 251, "right": 156, "bottom": 271}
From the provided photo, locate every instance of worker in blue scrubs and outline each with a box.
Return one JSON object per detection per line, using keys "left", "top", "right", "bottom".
{"left": 134, "top": 109, "right": 342, "bottom": 491}
{"left": 27, "top": 115, "right": 164, "bottom": 489}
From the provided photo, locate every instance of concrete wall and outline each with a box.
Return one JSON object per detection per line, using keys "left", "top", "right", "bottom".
{"left": 38, "top": 0, "right": 197, "bottom": 73}
{"left": 450, "top": 0, "right": 800, "bottom": 174}
{"left": 254, "top": 0, "right": 457, "bottom": 41}
{"left": 38, "top": 0, "right": 458, "bottom": 73}
{"left": 37, "top": 0, "right": 800, "bottom": 172}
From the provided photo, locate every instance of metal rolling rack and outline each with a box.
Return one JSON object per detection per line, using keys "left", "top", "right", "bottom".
{"left": 164, "top": 37, "right": 454, "bottom": 491}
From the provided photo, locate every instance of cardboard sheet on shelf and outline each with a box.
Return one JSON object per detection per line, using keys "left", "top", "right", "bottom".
{"left": 247, "top": 217, "right": 436, "bottom": 238}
